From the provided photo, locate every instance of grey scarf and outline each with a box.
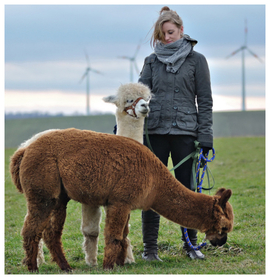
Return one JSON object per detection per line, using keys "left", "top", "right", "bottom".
{"left": 155, "top": 35, "right": 192, "bottom": 73}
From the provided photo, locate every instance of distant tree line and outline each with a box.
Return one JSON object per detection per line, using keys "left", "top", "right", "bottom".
{"left": 5, "top": 111, "right": 112, "bottom": 119}
{"left": 5, "top": 111, "right": 65, "bottom": 119}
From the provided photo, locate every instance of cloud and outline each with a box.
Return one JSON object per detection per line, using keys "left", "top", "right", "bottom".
{"left": 5, "top": 89, "right": 265, "bottom": 115}
{"left": 5, "top": 57, "right": 142, "bottom": 92}
{"left": 6, "top": 50, "right": 265, "bottom": 98}
{"left": 213, "top": 94, "right": 265, "bottom": 111}
{"left": 5, "top": 5, "right": 265, "bottom": 62}
{"left": 4, "top": 4, "right": 266, "bottom": 113}
{"left": 5, "top": 89, "right": 117, "bottom": 115}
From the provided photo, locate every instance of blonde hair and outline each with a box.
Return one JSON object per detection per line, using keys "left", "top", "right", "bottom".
{"left": 151, "top": 6, "right": 183, "bottom": 48}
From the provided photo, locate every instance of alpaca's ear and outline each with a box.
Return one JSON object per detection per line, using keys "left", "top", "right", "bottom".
{"left": 103, "top": 95, "right": 118, "bottom": 105}
{"left": 218, "top": 189, "right": 232, "bottom": 210}
{"left": 215, "top": 188, "right": 226, "bottom": 196}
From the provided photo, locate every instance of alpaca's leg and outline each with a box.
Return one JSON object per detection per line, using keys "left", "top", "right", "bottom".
{"left": 21, "top": 200, "right": 56, "bottom": 272}
{"left": 37, "top": 239, "right": 46, "bottom": 267}
{"left": 104, "top": 207, "right": 134, "bottom": 264}
{"left": 116, "top": 213, "right": 130, "bottom": 266}
{"left": 81, "top": 204, "right": 102, "bottom": 266}
{"left": 42, "top": 194, "right": 71, "bottom": 272}
{"left": 125, "top": 237, "right": 135, "bottom": 264}
{"left": 103, "top": 205, "right": 130, "bottom": 270}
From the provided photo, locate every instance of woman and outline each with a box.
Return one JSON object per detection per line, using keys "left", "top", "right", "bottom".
{"left": 138, "top": 6, "right": 213, "bottom": 261}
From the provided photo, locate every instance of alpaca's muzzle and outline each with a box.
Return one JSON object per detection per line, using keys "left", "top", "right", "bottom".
{"left": 207, "top": 233, "right": 228, "bottom": 247}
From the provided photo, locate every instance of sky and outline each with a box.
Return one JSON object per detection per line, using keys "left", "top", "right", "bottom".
{"left": 4, "top": 2, "right": 266, "bottom": 115}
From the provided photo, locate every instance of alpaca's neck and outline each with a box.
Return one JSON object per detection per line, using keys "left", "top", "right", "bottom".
{"left": 116, "top": 112, "right": 144, "bottom": 144}
{"left": 152, "top": 173, "right": 214, "bottom": 232}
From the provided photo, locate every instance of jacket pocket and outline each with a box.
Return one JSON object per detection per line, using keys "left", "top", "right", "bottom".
{"left": 176, "top": 107, "right": 198, "bottom": 131}
{"left": 147, "top": 104, "right": 162, "bottom": 129}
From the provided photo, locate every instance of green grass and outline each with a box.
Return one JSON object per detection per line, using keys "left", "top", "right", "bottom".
{"left": 5, "top": 137, "right": 265, "bottom": 274}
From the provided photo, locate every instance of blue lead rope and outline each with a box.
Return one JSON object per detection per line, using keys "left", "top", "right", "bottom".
{"left": 196, "top": 148, "right": 216, "bottom": 192}
{"left": 183, "top": 147, "right": 216, "bottom": 251}
{"left": 183, "top": 229, "right": 207, "bottom": 250}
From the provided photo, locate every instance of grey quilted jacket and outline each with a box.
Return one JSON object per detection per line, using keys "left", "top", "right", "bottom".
{"left": 138, "top": 36, "right": 213, "bottom": 148}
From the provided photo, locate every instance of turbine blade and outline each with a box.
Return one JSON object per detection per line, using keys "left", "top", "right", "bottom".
{"left": 246, "top": 47, "right": 264, "bottom": 63}
{"left": 133, "top": 60, "right": 140, "bottom": 74}
{"left": 90, "top": 68, "right": 103, "bottom": 75}
{"left": 133, "top": 42, "right": 141, "bottom": 59}
{"left": 225, "top": 47, "right": 243, "bottom": 59}
{"left": 118, "top": 56, "right": 131, "bottom": 60}
{"left": 84, "top": 50, "right": 90, "bottom": 66}
{"left": 79, "top": 71, "right": 87, "bottom": 83}
{"left": 244, "top": 19, "right": 248, "bottom": 46}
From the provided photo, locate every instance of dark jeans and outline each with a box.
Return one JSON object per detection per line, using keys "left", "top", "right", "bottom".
{"left": 143, "top": 134, "right": 196, "bottom": 189}
{"left": 142, "top": 134, "right": 196, "bottom": 253}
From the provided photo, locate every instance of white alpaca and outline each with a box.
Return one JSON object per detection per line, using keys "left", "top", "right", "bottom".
{"left": 104, "top": 82, "right": 151, "bottom": 144}
{"left": 81, "top": 82, "right": 151, "bottom": 266}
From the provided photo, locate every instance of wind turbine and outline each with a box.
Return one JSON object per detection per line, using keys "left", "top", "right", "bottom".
{"left": 226, "top": 19, "right": 263, "bottom": 111}
{"left": 118, "top": 41, "right": 141, "bottom": 82}
{"left": 79, "top": 52, "right": 102, "bottom": 115}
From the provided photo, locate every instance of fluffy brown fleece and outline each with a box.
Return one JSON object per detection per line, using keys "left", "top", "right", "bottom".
{"left": 10, "top": 128, "right": 234, "bottom": 272}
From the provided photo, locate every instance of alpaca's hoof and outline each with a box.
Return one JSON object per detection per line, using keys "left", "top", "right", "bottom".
{"left": 63, "top": 267, "right": 73, "bottom": 273}
{"left": 27, "top": 265, "right": 39, "bottom": 273}
{"left": 103, "top": 262, "right": 114, "bottom": 271}
{"left": 85, "top": 255, "right": 98, "bottom": 266}
{"left": 124, "top": 256, "right": 135, "bottom": 264}
{"left": 125, "top": 242, "right": 135, "bottom": 264}
{"left": 85, "top": 257, "right": 98, "bottom": 266}
{"left": 59, "top": 262, "right": 73, "bottom": 273}
{"left": 24, "top": 259, "right": 39, "bottom": 273}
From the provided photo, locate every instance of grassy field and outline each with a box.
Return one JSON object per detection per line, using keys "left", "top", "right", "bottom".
{"left": 5, "top": 137, "right": 265, "bottom": 274}
{"left": 5, "top": 110, "right": 265, "bottom": 148}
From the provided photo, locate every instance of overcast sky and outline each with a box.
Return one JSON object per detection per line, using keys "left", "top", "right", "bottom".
{"left": 4, "top": 2, "right": 266, "bottom": 115}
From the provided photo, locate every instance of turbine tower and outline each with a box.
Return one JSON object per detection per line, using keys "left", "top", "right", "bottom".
{"left": 80, "top": 52, "right": 102, "bottom": 115}
{"left": 118, "top": 41, "right": 141, "bottom": 82}
{"left": 226, "top": 19, "right": 263, "bottom": 111}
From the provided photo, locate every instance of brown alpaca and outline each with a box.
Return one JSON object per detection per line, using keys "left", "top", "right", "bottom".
{"left": 10, "top": 128, "right": 234, "bottom": 272}
{"left": 35, "top": 83, "right": 151, "bottom": 267}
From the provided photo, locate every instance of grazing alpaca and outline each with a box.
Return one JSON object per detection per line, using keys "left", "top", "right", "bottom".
{"left": 10, "top": 129, "right": 234, "bottom": 272}
{"left": 81, "top": 82, "right": 151, "bottom": 266}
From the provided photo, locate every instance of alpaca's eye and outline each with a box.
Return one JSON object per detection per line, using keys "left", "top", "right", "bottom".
{"left": 127, "top": 100, "right": 133, "bottom": 103}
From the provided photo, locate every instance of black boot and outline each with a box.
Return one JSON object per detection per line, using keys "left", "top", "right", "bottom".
{"left": 181, "top": 227, "right": 205, "bottom": 260}
{"left": 141, "top": 210, "right": 163, "bottom": 262}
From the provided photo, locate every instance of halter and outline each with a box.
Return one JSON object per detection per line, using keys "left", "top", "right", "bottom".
{"left": 123, "top": 97, "right": 144, "bottom": 118}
